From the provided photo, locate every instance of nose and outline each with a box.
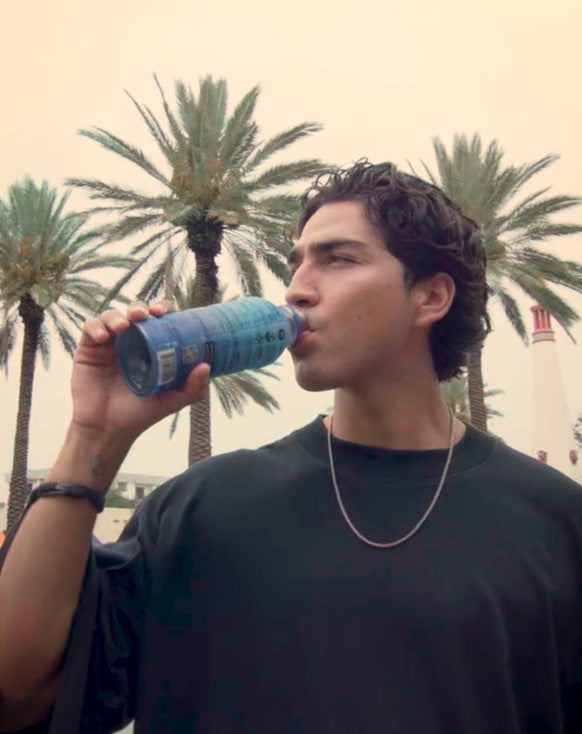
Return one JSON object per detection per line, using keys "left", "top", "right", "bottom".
{"left": 284, "top": 264, "right": 319, "bottom": 309}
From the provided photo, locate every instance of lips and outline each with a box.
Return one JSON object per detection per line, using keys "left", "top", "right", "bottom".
{"left": 288, "top": 310, "right": 320, "bottom": 352}
{"left": 289, "top": 328, "right": 315, "bottom": 353}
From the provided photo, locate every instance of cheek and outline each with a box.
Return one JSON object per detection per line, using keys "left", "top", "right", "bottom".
{"left": 347, "top": 301, "right": 379, "bottom": 327}
{"left": 345, "top": 309, "right": 405, "bottom": 352}
{"left": 351, "top": 303, "right": 389, "bottom": 330}
{"left": 335, "top": 317, "right": 385, "bottom": 354}
{"left": 349, "top": 286, "right": 396, "bottom": 325}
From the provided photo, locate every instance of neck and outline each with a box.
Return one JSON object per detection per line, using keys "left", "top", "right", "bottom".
{"left": 327, "top": 376, "right": 465, "bottom": 451}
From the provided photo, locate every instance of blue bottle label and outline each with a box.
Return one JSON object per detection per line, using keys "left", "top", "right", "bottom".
{"left": 157, "top": 349, "right": 176, "bottom": 385}
{"left": 181, "top": 345, "right": 200, "bottom": 364}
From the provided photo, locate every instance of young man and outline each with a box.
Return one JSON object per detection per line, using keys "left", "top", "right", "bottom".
{"left": 1, "top": 162, "right": 581, "bottom": 733}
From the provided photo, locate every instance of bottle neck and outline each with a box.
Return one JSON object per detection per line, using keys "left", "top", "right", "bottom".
{"left": 278, "top": 305, "right": 304, "bottom": 344}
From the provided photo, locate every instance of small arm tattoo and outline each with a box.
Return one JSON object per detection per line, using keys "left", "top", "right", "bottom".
{"left": 90, "top": 454, "right": 106, "bottom": 477}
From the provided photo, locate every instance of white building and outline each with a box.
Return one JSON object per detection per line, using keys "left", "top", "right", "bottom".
{"left": 530, "top": 304, "right": 579, "bottom": 481}
{"left": 0, "top": 471, "right": 168, "bottom": 538}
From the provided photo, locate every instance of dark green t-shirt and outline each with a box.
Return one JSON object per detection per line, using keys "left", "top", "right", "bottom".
{"left": 18, "top": 418, "right": 582, "bottom": 732}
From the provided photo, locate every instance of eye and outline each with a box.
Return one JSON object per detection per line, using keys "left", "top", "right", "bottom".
{"left": 328, "top": 255, "right": 354, "bottom": 265}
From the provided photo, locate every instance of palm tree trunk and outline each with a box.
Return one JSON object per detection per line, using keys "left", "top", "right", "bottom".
{"left": 188, "top": 218, "right": 223, "bottom": 308}
{"left": 7, "top": 296, "right": 44, "bottom": 530}
{"left": 188, "top": 395, "right": 212, "bottom": 465}
{"left": 466, "top": 344, "right": 488, "bottom": 432}
{"left": 185, "top": 218, "right": 223, "bottom": 465}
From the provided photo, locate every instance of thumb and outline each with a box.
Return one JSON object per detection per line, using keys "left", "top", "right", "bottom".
{"left": 182, "top": 362, "right": 211, "bottom": 399}
{"left": 155, "top": 362, "right": 211, "bottom": 415}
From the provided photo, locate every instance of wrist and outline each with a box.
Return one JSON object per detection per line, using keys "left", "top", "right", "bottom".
{"left": 29, "top": 484, "right": 106, "bottom": 513}
{"left": 43, "top": 423, "right": 136, "bottom": 493}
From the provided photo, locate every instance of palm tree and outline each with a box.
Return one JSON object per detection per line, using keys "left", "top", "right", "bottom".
{"left": 68, "top": 74, "right": 325, "bottom": 463}
{"left": 0, "top": 178, "right": 132, "bottom": 529}
{"left": 441, "top": 373, "right": 502, "bottom": 424}
{"left": 162, "top": 258, "right": 280, "bottom": 463}
{"left": 418, "top": 134, "right": 582, "bottom": 430}
{"left": 171, "top": 364, "right": 281, "bottom": 464}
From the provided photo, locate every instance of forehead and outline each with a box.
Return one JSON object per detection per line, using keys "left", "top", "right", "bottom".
{"left": 294, "top": 200, "right": 385, "bottom": 250}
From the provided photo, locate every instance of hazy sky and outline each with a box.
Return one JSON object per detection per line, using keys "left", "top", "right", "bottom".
{"left": 1, "top": 0, "right": 581, "bottom": 490}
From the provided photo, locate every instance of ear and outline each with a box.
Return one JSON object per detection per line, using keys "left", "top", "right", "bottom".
{"left": 411, "top": 272, "right": 455, "bottom": 329}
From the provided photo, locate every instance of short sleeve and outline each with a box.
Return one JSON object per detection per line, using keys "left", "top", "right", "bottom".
{"left": 0, "top": 503, "right": 149, "bottom": 734}
{"left": 49, "top": 511, "right": 147, "bottom": 734}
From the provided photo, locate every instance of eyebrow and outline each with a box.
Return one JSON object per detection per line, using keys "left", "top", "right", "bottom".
{"left": 287, "top": 238, "right": 369, "bottom": 267}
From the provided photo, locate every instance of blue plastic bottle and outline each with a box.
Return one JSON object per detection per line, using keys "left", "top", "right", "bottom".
{"left": 115, "top": 297, "right": 304, "bottom": 396}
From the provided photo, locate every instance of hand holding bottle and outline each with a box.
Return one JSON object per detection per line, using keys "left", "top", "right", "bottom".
{"left": 42, "top": 300, "right": 209, "bottom": 494}
{"left": 70, "top": 299, "right": 211, "bottom": 442}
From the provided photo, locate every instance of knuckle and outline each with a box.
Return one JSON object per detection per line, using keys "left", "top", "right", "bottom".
{"left": 99, "top": 308, "right": 118, "bottom": 320}
{"left": 84, "top": 315, "right": 104, "bottom": 330}
{"left": 151, "top": 297, "right": 177, "bottom": 313}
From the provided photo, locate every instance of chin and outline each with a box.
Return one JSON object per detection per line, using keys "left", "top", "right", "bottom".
{"left": 293, "top": 364, "right": 341, "bottom": 393}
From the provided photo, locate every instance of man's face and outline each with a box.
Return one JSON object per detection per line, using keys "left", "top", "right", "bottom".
{"left": 285, "top": 200, "right": 426, "bottom": 392}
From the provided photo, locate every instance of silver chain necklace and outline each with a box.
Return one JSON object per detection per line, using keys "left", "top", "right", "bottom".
{"left": 326, "top": 411, "right": 455, "bottom": 549}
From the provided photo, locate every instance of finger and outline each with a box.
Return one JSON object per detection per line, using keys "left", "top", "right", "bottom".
{"left": 99, "top": 308, "right": 132, "bottom": 332}
{"left": 78, "top": 316, "right": 112, "bottom": 346}
{"left": 126, "top": 300, "right": 150, "bottom": 321}
{"left": 180, "top": 362, "right": 211, "bottom": 402}
{"left": 148, "top": 298, "right": 177, "bottom": 316}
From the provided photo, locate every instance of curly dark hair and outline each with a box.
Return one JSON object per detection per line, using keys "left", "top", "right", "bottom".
{"left": 296, "top": 160, "right": 491, "bottom": 381}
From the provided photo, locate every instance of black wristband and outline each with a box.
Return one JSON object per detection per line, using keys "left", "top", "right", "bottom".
{"left": 28, "top": 483, "right": 106, "bottom": 513}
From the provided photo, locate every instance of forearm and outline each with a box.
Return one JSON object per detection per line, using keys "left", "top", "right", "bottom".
{"left": 44, "top": 421, "right": 136, "bottom": 490}
{"left": 0, "top": 424, "right": 135, "bottom": 716}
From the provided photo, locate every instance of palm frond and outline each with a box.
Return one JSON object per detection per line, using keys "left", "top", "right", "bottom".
{"left": 224, "top": 241, "right": 263, "bottom": 296}
{"left": 409, "top": 159, "right": 438, "bottom": 187}
{"left": 77, "top": 128, "right": 169, "bottom": 186}
{"left": 99, "top": 213, "right": 166, "bottom": 243}
{"left": 499, "top": 195, "right": 582, "bottom": 234}
{"left": 507, "top": 222, "right": 582, "bottom": 245}
{"left": 248, "top": 160, "right": 324, "bottom": 191}
{"left": 245, "top": 122, "right": 322, "bottom": 172}
{"left": 513, "top": 155, "right": 559, "bottom": 190}
{"left": 67, "top": 253, "right": 134, "bottom": 275}
{"left": 219, "top": 85, "right": 260, "bottom": 169}
{"left": 154, "top": 74, "right": 186, "bottom": 148}
{"left": 0, "top": 311, "right": 17, "bottom": 374}
{"left": 129, "top": 224, "right": 177, "bottom": 256}
{"left": 252, "top": 193, "right": 302, "bottom": 219}
{"left": 494, "top": 285, "right": 528, "bottom": 343}
{"left": 196, "top": 75, "right": 227, "bottom": 156}
{"left": 258, "top": 250, "right": 292, "bottom": 286}
{"left": 97, "top": 245, "right": 165, "bottom": 309}
{"left": 135, "top": 263, "right": 171, "bottom": 303}
{"left": 169, "top": 408, "right": 182, "bottom": 438}
{"left": 46, "top": 306, "right": 78, "bottom": 357}
{"left": 509, "top": 268, "right": 579, "bottom": 338}
{"left": 175, "top": 79, "right": 200, "bottom": 145}
{"left": 241, "top": 216, "right": 295, "bottom": 251}
{"left": 126, "top": 90, "right": 175, "bottom": 162}
{"left": 65, "top": 178, "right": 166, "bottom": 209}
{"left": 38, "top": 321, "right": 51, "bottom": 369}
{"left": 496, "top": 186, "right": 550, "bottom": 226}
{"left": 57, "top": 303, "right": 88, "bottom": 330}
{"left": 212, "top": 369, "right": 280, "bottom": 418}
{"left": 515, "top": 249, "right": 582, "bottom": 292}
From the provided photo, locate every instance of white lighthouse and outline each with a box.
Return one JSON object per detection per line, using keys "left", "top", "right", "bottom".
{"left": 530, "top": 304, "right": 578, "bottom": 480}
